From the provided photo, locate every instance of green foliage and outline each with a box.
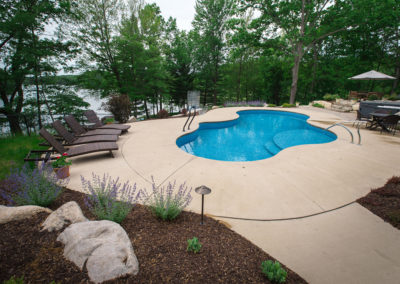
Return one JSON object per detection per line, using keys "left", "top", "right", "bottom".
{"left": 268, "top": 104, "right": 277, "bottom": 107}
{"left": 144, "top": 179, "right": 193, "bottom": 221}
{"left": 261, "top": 260, "right": 287, "bottom": 283}
{"left": 2, "top": 276, "right": 24, "bottom": 284}
{"left": 51, "top": 153, "right": 72, "bottom": 168}
{"left": 282, "top": 103, "right": 296, "bottom": 108}
{"left": 0, "top": 135, "right": 46, "bottom": 179}
{"left": 312, "top": 103, "right": 325, "bottom": 108}
{"left": 1, "top": 164, "right": 66, "bottom": 207}
{"left": 81, "top": 173, "right": 142, "bottom": 224}
{"left": 367, "top": 94, "right": 379, "bottom": 101}
{"left": 104, "top": 117, "right": 115, "bottom": 124}
{"left": 187, "top": 237, "right": 202, "bottom": 253}
{"left": 103, "top": 94, "right": 132, "bottom": 123}
{"left": 323, "top": 94, "right": 340, "bottom": 101}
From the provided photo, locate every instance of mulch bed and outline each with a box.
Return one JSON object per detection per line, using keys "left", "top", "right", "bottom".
{"left": 358, "top": 176, "right": 400, "bottom": 230}
{"left": 0, "top": 186, "right": 306, "bottom": 283}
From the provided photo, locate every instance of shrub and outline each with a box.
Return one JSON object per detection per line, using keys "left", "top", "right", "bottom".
{"left": 312, "top": 103, "right": 325, "bottom": 108}
{"left": 143, "top": 178, "right": 192, "bottom": 221}
{"left": 323, "top": 94, "right": 340, "bottom": 101}
{"left": 187, "top": 237, "right": 202, "bottom": 253}
{"left": 104, "top": 117, "right": 115, "bottom": 124}
{"left": 388, "top": 94, "right": 399, "bottom": 101}
{"left": 367, "top": 94, "right": 379, "bottom": 101}
{"left": 281, "top": 103, "right": 296, "bottom": 108}
{"left": 0, "top": 163, "right": 66, "bottom": 207}
{"left": 268, "top": 103, "right": 277, "bottom": 107}
{"left": 81, "top": 173, "right": 142, "bottom": 223}
{"left": 157, "top": 109, "right": 169, "bottom": 119}
{"left": 261, "top": 260, "right": 287, "bottom": 283}
{"left": 102, "top": 94, "right": 131, "bottom": 123}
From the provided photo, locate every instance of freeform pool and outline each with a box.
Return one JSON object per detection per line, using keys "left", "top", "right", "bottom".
{"left": 176, "top": 110, "right": 337, "bottom": 161}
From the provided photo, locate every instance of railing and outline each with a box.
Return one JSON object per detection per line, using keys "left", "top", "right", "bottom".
{"left": 326, "top": 122, "right": 362, "bottom": 145}
{"left": 182, "top": 106, "right": 196, "bottom": 132}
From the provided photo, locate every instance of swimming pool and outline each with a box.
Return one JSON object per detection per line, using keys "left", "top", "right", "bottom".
{"left": 176, "top": 110, "right": 337, "bottom": 161}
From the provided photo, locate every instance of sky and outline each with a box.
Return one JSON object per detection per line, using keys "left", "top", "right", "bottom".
{"left": 148, "top": 0, "right": 197, "bottom": 31}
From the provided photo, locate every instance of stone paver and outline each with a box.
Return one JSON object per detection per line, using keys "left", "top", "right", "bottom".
{"left": 66, "top": 107, "right": 400, "bottom": 283}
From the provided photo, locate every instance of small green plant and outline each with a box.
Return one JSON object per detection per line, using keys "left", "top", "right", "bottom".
{"left": 261, "top": 260, "right": 287, "bottom": 283}
{"left": 104, "top": 117, "right": 115, "bottom": 124}
{"left": 323, "top": 94, "right": 340, "bottom": 101}
{"left": 268, "top": 103, "right": 277, "bottom": 107}
{"left": 2, "top": 275, "right": 24, "bottom": 284}
{"left": 312, "top": 103, "right": 325, "bottom": 108}
{"left": 281, "top": 103, "right": 296, "bottom": 108}
{"left": 187, "top": 237, "right": 202, "bottom": 253}
{"left": 51, "top": 153, "right": 72, "bottom": 168}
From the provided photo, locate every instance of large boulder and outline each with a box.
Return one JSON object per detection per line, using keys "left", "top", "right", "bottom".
{"left": 41, "top": 201, "right": 88, "bottom": 232}
{"left": 57, "top": 220, "right": 139, "bottom": 283}
{"left": 0, "top": 205, "right": 52, "bottom": 224}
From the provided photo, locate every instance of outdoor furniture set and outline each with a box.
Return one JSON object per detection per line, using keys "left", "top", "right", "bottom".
{"left": 24, "top": 111, "right": 131, "bottom": 162}
{"left": 363, "top": 109, "right": 400, "bottom": 135}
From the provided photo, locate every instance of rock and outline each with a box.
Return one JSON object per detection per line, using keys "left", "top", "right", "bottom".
{"left": 127, "top": 116, "right": 137, "bottom": 123}
{"left": 0, "top": 205, "right": 52, "bottom": 224}
{"left": 41, "top": 201, "right": 88, "bottom": 232}
{"left": 313, "top": 100, "right": 332, "bottom": 109}
{"left": 57, "top": 220, "right": 139, "bottom": 283}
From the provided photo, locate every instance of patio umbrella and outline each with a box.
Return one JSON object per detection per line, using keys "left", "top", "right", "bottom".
{"left": 348, "top": 70, "right": 396, "bottom": 80}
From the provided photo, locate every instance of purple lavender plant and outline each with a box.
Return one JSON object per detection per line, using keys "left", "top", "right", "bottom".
{"left": 81, "top": 173, "right": 142, "bottom": 223}
{"left": 0, "top": 163, "right": 67, "bottom": 207}
{"left": 142, "top": 177, "right": 193, "bottom": 221}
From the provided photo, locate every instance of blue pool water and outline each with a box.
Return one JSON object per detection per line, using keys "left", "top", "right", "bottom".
{"left": 176, "top": 110, "right": 337, "bottom": 161}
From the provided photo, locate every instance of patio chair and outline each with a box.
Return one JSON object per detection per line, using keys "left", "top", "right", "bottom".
{"left": 84, "top": 110, "right": 131, "bottom": 132}
{"left": 353, "top": 110, "right": 371, "bottom": 127}
{"left": 380, "top": 115, "right": 400, "bottom": 135}
{"left": 64, "top": 115, "right": 122, "bottom": 137}
{"left": 53, "top": 120, "right": 119, "bottom": 145}
{"left": 39, "top": 128, "right": 118, "bottom": 158}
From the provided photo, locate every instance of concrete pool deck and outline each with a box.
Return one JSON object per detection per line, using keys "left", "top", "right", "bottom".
{"left": 67, "top": 106, "right": 400, "bottom": 283}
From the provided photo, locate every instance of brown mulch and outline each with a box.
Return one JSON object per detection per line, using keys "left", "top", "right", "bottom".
{"left": 357, "top": 176, "right": 400, "bottom": 230}
{"left": 0, "top": 186, "right": 307, "bottom": 284}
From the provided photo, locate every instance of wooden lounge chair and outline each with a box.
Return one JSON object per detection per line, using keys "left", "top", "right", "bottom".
{"left": 53, "top": 120, "right": 119, "bottom": 145}
{"left": 84, "top": 110, "right": 131, "bottom": 132}
{"left": 64, "top": 115, "right": 122, "bottom": 137}
{"left": 39, "top": 128, "right": 118, "bottom": 158}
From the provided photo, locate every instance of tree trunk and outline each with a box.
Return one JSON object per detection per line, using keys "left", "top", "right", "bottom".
{"left": 391, "top": 61, "right": 400, "bottom": 95}
{"left": 6, "top": 113, "right": 22, "bottom": 134}
{"left": 290, "top": 44, "right": 304, "bottom": 104}
{"left": 144, "top": 100, "right": 150, "bottom": 119}
{"left": 237, "top": 58, "right": 243, "bottom": 102}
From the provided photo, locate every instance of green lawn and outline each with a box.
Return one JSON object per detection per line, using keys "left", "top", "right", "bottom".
{"left": 0, "top": 134, "right": 46, "bottom": 179}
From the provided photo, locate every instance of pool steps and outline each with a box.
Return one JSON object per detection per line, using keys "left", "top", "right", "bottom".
{"left": 264, "top": 140, "right": 282, "bottom": 155}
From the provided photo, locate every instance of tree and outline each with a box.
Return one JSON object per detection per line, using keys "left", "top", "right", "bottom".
{"left": 72, "top": 0, "right": 126, "bottom": 93}
{"left": 0, "top": 0, "right": 75, "bottom": 134}
{"left": 244, "top": 0, "right": 354, "bottom": 104}
{"left": 192, "top": 0, "right": 235, "bottom": 105}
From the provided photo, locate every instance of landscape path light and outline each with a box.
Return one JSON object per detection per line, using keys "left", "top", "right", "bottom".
{"left": 194, "top": 185, "right": 211, "bottom": 225}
